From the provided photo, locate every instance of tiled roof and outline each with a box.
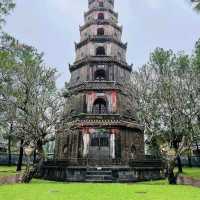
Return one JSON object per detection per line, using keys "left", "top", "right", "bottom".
{"left": 80, "top": 19, "right": 122, "bottom": 32}
{"left": 69, "top": 56, "right": 132, "bottom": 72}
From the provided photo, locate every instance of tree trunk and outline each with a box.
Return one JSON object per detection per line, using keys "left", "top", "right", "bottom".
{"left": 196, "top": 141, "right": 199, "bottom": 155}
{"left": 21, "top": 142, "right": 45, "bottom": 183}
{"left": 16, "top": 140, "right": 24, "bottom": 171}
{"left": 167, "top": 158, "right": 178, "bottom": 185}
{"left": 177, "top": 155, "right": 183, "bottom": 173}
{"left": 8, "top": 135, "right": 12, "bottom": 166}
{"left": 8, "top": 123, "right": 13, "bottom": 166}
{"left": 187, "top": 148, "right": 192, "bottom": 167}
{"left": 33, "top": 150, "right": 37, "bottom": 163}
{"left": 168, "top": 170, "right": 177, "bottom": 184}
{"left": 188, "top": 155, "right": 192, "bottom": 167}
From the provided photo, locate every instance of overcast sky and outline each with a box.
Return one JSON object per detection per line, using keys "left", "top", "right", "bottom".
{"left": 4, "top": 0, "right": 200, "bottom": 88}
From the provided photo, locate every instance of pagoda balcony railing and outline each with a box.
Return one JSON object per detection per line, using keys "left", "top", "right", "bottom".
{"left": 88, "top": 0, "right": 114, "bottom": 7}
{"left": 69, "top": 81, "right": 121, "bottom": 92}
{"left": 70, "top": 56, "right": 132, "bottom": 72}
{"left": 43, "top": 157, "right": 163, "bottom": 168}
{"left": 80, "top": 19, "right": 122, "bottom": 32}
{"left": 84, "top": 8, "right": 118, "bottom": 18}
{"left": 66, "top": 113, "right": 143, "bottom": 130}
{"left": 75, "top": 35, "right": 127, "bottom": 49}
{"left": 72, "top": 113, "right": 120, "bottom": 121}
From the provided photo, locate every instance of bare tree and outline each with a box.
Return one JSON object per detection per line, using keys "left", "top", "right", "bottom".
{"left": 130, "top": 46, "right": 200, "bottom": 184}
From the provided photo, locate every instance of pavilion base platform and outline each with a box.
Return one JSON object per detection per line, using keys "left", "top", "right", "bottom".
{"left": 40, "top": 160, "right": 164, "bottom": 183}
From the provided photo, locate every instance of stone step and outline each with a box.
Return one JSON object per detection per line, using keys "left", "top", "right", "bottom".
{"left": 86, "top": 175, "right": 113, "bottom": 180}
{"left": 86, "top": 168, "right": 113, "bottom": 182}
{"left": 86, "top": 167, "right": 111, "bottom": 170}
{"left": 87, "top": 171, "right": 112, "bottom": 175}
{"left": 85, "top": 179, "right": 113, "bottom": 183}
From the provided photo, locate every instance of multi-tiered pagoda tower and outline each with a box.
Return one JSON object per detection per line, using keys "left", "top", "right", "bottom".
{"left": 42, "top": 0, "right": 163, "bottom": 182}
{"left": 55, "top": 0, "right": 144, "bottom": 164}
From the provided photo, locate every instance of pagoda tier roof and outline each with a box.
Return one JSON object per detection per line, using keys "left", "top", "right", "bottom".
{"left": 60, "top": 114, "right": 143, "bottom": 132}
{"left": 80, "top": 19, "right": 122, "bottom": 32}
{"left": 68, "top": 81, "right": 121, "bottom": 93}
{"left": 75, "top": 35, "right": 127, "bottom": 50}
{"left": 84, "top": 8, "right": 118, "bottom": 18}
{"left": 89, "top": 0, "right": 114, "bottom": 6}
{"left": 69, "top": 56, "right": 132, "bottom": 72}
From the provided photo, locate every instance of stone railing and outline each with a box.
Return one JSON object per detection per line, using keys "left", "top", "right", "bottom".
{"left": 75, "top": 35, "right": 127, "bottom": 49}
{"left": 67, "top": 114, "right": 142, "bottom": 130}
{"left": 72, "top": 113, "right": 120, "bottom": 121}
{"left": 129, "top": 159, "right": 164, "bottom": 169}
{"left": 70, "top": 56, "right": 132, "bottom": 71}
{"left": 43, "top": 158, "right": 123, "bottom": 167}
{"left": 69, "top": 81, "right": 121, "bottom": 92}
{"left": 80, "top": 19, "right": 122, "bottom": 32}
{"left": 84, "top": 8, "right": 118, "bottom": 18}
{"left": 0, "top": 153, "right": 27, "bottom": 165}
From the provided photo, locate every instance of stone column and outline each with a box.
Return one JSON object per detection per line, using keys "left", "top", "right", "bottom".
{"left": 83, "top": 129, "right": 90, "bottom": 157}
{"left": 110, "top": 133, "right": 115, "bottom": 159}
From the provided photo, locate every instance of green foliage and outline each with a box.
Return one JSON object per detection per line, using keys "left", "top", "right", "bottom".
{"left": 0, "top": 32, "right": 62, "bottom": 154}
{"left": 131, "top": 39, "right": 200, "bottom": 162}
{"left": 0, "top": 166, "right": 25, "bottom": 177}
{"left": 193, "top": 39, "right": 200, "bottom": 73}
{"left": 0, "top": 0, "right": 15, "bottom": 29}
{"left": 181, "top": 167, "right": 200, "bottom": 179}
{"left": 191, "top": 0, "right": 200, "bottom": 12}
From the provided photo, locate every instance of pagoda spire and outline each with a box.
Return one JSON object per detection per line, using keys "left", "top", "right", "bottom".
{"left": 88, "top": 0, "right": 115, "bottom": 10}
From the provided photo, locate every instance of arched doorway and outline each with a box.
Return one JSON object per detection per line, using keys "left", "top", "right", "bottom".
{"left": 98, "top": 13, "right": 104, "bottom": 20}
{"left": 94, "top": 69, "right": 106, "bottom": 81}
{"left": 96, "top": 46, "right": 106, "bottom": 56}
{"left": 130, "top": 145, "right": 137, "bottom": 159}
{"left": 92, "top": 98, "right": 107, "bottom": 114}
{"left": 97, "top": 28, "right": 104, "bottom": 36}
{"left": 89, "top": 131, "right": 110, "bottom": 162}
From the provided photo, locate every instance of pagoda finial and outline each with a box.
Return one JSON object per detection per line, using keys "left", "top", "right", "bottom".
{"left": 88, "top": 0, "right": 114, "bottom": 7}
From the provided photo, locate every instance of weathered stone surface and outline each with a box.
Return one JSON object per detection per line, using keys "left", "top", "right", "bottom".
{"left": 0, "top": 174, "right": 21, "bottom": 185}
{"left": 41, "top": 164, "right": 164, "bottom": 183}
{"left": 54, "top": 0, "right": 144, "bottom": 166}
{"left": 41, "top": 0, "right": 163, "bottom": 183}
{"left": 177, "top": 176, "right": 200, "bottom": 187}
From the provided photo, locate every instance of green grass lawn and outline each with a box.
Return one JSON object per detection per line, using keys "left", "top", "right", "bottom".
{"left": 0, "top": 166, "right": 200, "bottom": 200}
{"left": 0, "top": 179, "right": 200, "bottom": 200}
{"left": 0, "top": 166, "right": 17, "bottom": 177}
{"left": 181, "top": 167, "right": 200, "bottom": 179}
{"left": 0, "top": 166, "right": 25, "bottom": 177}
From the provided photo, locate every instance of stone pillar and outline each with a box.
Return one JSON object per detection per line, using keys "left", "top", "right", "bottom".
{"left": 110, "top": 133, "right": 115, "bottom": 159}
{"left": 83, "top": 129, "right": 90, "bottom": 157}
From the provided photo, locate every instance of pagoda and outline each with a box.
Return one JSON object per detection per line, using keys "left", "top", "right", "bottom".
{"left": 42, "top": 0, "right": 163, "bottom": 182}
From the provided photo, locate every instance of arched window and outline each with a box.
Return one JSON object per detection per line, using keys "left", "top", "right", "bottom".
{"left": 131, "top": 145, "right": 136, "bottom": 154}
{"left": 91, "top": 132, "right": 109, "bottom": 147}
{"left": 95, "top": 69, "right": 106, "bottom": 81}
{"left": 92, "top": 98, "right": 107, "bottom": 114}
{"left": 96, "top": 47, "right": 106, "bottom": 56}
{"left": 97, "top": 28, "right": 104, "bottom": 36}
{"left": 98, "top": 13, "right": 104, "bottom": 20}
{"left": 117, "top": 52, "right": 122, "bottom": 59}
{"left": 99, "top": 2, "right": 104, "bottom": 7}
{"left": 63, "top": 145, "right": 68, "bottom": 155}
{"left": 130, "top": 145, "right": 137, "bottom": 159}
